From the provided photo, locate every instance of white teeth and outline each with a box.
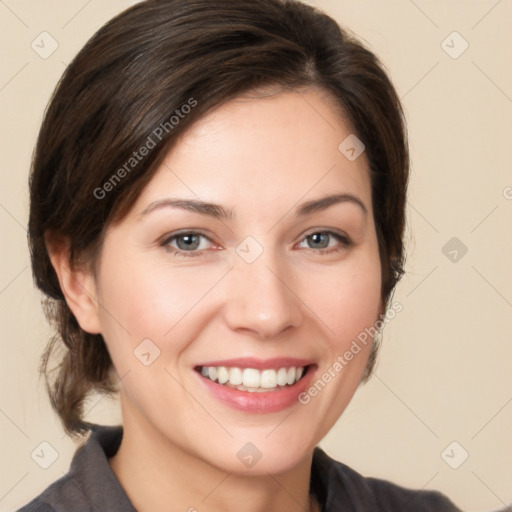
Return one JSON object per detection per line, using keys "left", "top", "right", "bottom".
{"left": 208, "top": 367, "right": 218, "bottom": 382}
{"left": 286, "top": 367, "right": 297, "bottom": 385}
{"left": 229, "top": 367, "right": 243, "bottom": 385}
{"left": 198, "top": 365, "right": 307, "bottom": 390}
{"left": 276, "top": 367, "right": 288, "bottom": 386}
{"left": 242, "top": 368, "right": 260, "bottom": 388}
{"left": 260, "top": 369, "right": 277, "bottom": 388}
{"left": 217, "top": 366, "right": 229, "bottom": 384}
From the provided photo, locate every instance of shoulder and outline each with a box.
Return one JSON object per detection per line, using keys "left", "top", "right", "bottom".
{"left": 364, "top": 476, "right": 462, "bottom": 511}
{"left": 16, "top": 496, "right": 59, "bottom": 512}
{"left": 311, "top": 447, "right": 462, "bottom": 511}
{"left": 15, "top": 451, "right": 90, "bottom": 512}
{"left": 16, "top": 424, "right": 135, "bottom": 512}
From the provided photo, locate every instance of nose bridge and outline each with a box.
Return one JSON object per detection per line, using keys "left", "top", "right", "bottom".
{"left": 224, "top": 236, "right": 302, "bottom": 337}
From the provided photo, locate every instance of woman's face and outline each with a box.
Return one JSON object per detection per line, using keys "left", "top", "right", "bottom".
{"left": 87, "top": 87, "right": 382, "bottom": 474}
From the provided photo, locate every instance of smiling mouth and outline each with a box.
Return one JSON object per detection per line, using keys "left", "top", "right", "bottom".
{"left": 194, "top": 365, "right": 312, "bottom": 392}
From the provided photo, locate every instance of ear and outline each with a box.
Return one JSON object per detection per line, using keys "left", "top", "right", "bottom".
{"left": 45, "top": 231, "right": 102, "bottom": 334}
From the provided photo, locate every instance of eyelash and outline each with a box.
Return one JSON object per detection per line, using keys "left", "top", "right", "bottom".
{"left": 160, "top": 229, "right": 352, "bottom": 258}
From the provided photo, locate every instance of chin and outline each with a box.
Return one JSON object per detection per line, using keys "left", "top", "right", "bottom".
{"left": 196, "top": 426, "right": 318, "bottom": 476}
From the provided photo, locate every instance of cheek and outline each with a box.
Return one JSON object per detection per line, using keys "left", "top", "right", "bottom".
{"left": 94, "top": 251, "right": 228, "bottom": 357}
{"left": 301, "top": 251, "right": 382, "bottom": 349}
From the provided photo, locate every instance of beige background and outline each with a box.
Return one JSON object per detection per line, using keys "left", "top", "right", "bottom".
{"left": 1, "top": 1, "right": 511, "bottom": 511}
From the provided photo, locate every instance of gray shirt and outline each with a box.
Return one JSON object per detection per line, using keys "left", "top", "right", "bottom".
{"left": 17, "top": 424, "right": 462, "bottom": 511}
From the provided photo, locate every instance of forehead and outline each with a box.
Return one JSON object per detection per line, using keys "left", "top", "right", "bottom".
{"left": 132, "top": 87, "right": 372, "bottom": 218}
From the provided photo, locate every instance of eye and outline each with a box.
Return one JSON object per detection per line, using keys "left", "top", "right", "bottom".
{"left": 161, "top": 231, "right": 215, "bottom": 257}
{"left": 297, "top": 230, "right": 351, "bottom": 255}
{"left": 160, "top": 229, "right": 351, "bottom": 258}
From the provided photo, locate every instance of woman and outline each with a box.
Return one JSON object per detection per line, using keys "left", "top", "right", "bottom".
{"left": 18, "top": 0, "right": 462, "bottom": 510}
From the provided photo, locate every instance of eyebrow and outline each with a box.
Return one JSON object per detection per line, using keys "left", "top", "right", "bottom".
{"left": 140, "top": 192, "right": 367, "bottom": 219}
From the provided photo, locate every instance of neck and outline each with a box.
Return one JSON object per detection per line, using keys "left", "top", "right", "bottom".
{"left": 109, "top": 402, "right": 319, "bottom": 512}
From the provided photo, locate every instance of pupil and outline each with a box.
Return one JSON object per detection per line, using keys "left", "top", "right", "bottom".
{"left": 178, "top": 234, "right": 199, "bottom": 250}
{"left": 309, "top": 233, "right": 328, "bottom": 249}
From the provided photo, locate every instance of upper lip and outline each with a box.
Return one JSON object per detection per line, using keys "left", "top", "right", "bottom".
{"left": 195, "top": 357, "right": 315, "bottom": 370}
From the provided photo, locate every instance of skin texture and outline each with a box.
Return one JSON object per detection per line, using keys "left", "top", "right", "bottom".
{"left": 48, "top": 87, "right": 383, "bottom": 512}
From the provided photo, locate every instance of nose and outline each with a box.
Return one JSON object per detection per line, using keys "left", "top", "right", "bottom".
{"left": 223, "top": 247, "right": 303, "bottom": 339}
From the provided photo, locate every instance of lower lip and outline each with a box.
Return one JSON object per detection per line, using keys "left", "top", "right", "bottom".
{"left": 195, "top": 366, "right": 316, "bottom": 413}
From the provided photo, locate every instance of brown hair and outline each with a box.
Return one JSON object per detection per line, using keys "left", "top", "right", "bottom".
{"left": 28, "top": 0, "right": 409, "bottom": 438}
